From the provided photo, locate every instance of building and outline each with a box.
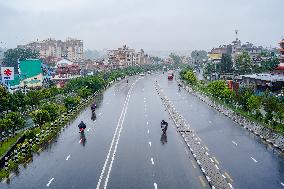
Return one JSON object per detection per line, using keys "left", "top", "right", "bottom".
{"left": 106, "top": 45, "right": 151, "bottom": 68}
{"left": 208, "top": 45, "right": 232, "bottom": 64}
{"left": 209, "top": 31, "right": 268, "bottom": 66}
{"left": 180, "top": 56, "right": 191, "bottom": 64}
{"left": 18, "top": 38, "right": 83, "bottom": 64}
{"left": 51, "top": 59, "right": 81, "bottom": 88}
{"left": 7, "top": 59, "right": 44, "bottom": 89}
{"left": 237, "top": 73, "right": 284, "bottom": 93}
{"left": 277, "top": 38, "right": 284, "bottom": 71}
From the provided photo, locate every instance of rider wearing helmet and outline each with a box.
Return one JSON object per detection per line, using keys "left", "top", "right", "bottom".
{"left": 78, "top": 121, "right": 87, "bottom": 133}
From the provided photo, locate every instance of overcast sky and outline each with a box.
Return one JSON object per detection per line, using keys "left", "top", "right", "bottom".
{"left": 0, "top": 0, "right": 284, "bottom": 51}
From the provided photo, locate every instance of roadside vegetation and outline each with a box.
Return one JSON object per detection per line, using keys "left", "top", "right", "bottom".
{"left": 180, "top": 67, "right": 284, "bottom": 134}
{"left": 0, "top": 63, "right": 181, "bottom": 180}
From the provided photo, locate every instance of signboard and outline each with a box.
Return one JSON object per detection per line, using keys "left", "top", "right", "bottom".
{"left": 1, "top": 67, "right": 14, "bottom": 80}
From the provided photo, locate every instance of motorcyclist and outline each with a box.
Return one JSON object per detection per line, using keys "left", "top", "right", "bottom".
{"left": 178, "top": 83, "right": 182, "bottom": 91}
{"left": 78, "top": 121, "right": 86, "bottom": 133}
{"left": 91, "top": 102, "right": 97, "bottom": 111}
{"left": 161, "top": 120, "right": 168, "bottom": 133}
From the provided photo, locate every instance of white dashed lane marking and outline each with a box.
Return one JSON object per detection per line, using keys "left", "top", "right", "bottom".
{"left": 251, "top": 157, "right": 258, "bottom": 163}
{"left": 149, "top": 141, "right": 152, "bottom": 147}
{"left": 232, "top": 141, "right": 238, "bottom": 146}
{"left": 147, "top": 129, "right": 149, "bottom": 134}
{"left": 46, "top": 178, "right": 54, "bottom": 187}
{"left": 154, "top": 182, "right": 158, "bottom": 189}
{"left": 66, "top": 155, "right": 70, "bottom": 161}
{"left": 151, "top": 157, "right": 154, "bottom": 165}
{"left": 280, "top": 182, "right": 284, "bottom": 187}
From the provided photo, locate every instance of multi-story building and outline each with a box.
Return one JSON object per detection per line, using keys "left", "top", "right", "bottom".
{"left": 18, "top": 38, "right": 83, "bottom": 64}
{"left": 107, "top": 45, "right": 151, "bottom": 68}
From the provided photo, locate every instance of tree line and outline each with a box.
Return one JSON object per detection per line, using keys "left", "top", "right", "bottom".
{"left": 0, "top": 63, "right": 180, "bottom": 138}
{"left": 180, "top": 68, "right": 284, "bottom": 134}
{"left": 204, "top": 51, "right": 280, "bottom": 77}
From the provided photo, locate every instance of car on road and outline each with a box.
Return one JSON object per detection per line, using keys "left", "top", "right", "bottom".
{"left": 168, "top": 70, "right": 174, "bottom": 80}
{"left": 140, "top": 73, "right": 145, "bottom": 76}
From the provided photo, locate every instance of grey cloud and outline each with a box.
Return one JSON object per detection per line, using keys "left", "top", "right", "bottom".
{"left": 0, "top": 0, "right": 283, "bottom": 51}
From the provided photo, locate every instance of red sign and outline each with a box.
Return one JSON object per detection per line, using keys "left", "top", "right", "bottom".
{"left": 1, "top": 67, "right": 14, "bottom": 81}
{"left": 4, "top": 69, "right": 12, "bottom": 76}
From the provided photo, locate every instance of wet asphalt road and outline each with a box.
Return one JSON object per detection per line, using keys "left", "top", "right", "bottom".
{"left": 159, "top": 73, "right": 284, "bottom": 189}
{"left": 1, "top": 73, "right": 210, "bottom": 189}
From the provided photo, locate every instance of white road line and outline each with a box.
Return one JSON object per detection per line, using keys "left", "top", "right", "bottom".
{"left": 46, "top": 178, "right": 54, "bottom": 187}
{"left": 96, "top": 97, "right": 128, "bottom": 189}
{"left": 87, "top": 128, "right": 90, "bottom": 132}
{"left": 151, "top": 157, "right": 154, "bottom": 165}
{"left": 97, "top": 79, "right": 139, "bottom": 189}
{"left": 147, "top": 121, "right": 149, "bottom": 125}
{"left": 251, "top": 157, "right": 258, "bottom": 163}
{"left": 154, "top": 182, "right": 158, "bottom": 189}
{"left": 149, "top": 141, "right": 152, "bottom": 147}
{"left": 66, "top": 155, "right": 70, "bottom": 161}
{"left": 147, "top": 129, "right": 149, "bottom": 134}
{"left": 281, "top": 182, "right": 284, "bottom": 187}
{"left": 232, "top": 141, "right": 238, "bottom": 146}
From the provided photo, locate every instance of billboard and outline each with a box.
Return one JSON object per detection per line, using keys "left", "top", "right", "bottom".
{"left": 1, "top": 67, "right": 14, "bottom": 81}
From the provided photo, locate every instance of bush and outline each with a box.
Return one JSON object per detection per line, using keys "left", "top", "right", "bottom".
{"left": 8, "top": 159, "right": 18, "bottom": 172}
{"left": 0, "top": 169, "right": 8, "bottom": 179}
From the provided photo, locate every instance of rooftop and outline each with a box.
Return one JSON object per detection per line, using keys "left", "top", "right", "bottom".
{"left": 240, "top": 73, "right": 284, "bottom": 82}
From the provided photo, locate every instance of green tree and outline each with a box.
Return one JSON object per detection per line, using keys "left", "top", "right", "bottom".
{"left": 220, "top": 54, "right": 233, "bottom": 74}
{"left": 0, "top": 118, "right": 12, "bottom": 136}
{"left": 0, "top": 85, "right": 9, "bottom": 112}
{"left": 169, "top": 53, "right": 182, "bottom": 64}
{"left": 203, "top": 62, "right": 216, "bottom": 78}
{"left": 5, "top": 112, "right": 25, "bottom": 135}
{"left": 235, "top": 52, "right": 253, "bottom": 74}
{"left": 42, "top": 103, "right": 60, "bottom": 121}
{"left": 30, "top": 110, "right": 50, "bottom": 126}
{"left": 78, "top": 87, "right": 92, "bottom": 98}
{"left": 191, "top": 50, "right": 208, "bottom": 63}
{"left": 3, "top": 48, "right": 40, "bottom": 73}
{"left": 207, "top": 80, "right": 227, "bottom": 97}
{"left": 26, "top": 90, "right": 41, "bottom": 106}
{"left": 260, "top": 57, "right": 279, "bottom": 72}
{"left": 184, "top": 70, "right": 197, "bottom": 85}
{"left": 64, "top": 96, "right": 81, "bottom": 110}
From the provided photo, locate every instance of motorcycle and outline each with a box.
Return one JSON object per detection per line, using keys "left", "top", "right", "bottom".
{"left": 161, "top": 121, "right": 168, "bottom": 134}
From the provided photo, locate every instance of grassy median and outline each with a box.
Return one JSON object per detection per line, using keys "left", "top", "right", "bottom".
{"left": 0, "top": 132, "right": 24, "bottom": 158}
